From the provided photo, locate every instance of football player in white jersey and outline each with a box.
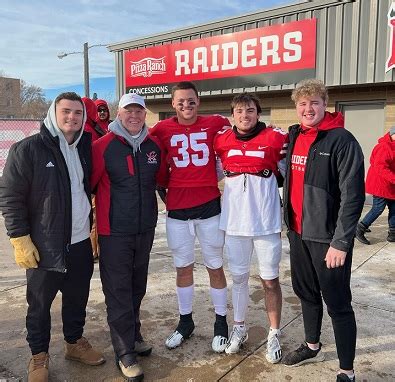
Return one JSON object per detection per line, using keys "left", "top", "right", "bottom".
{"left": 214, "top": 93, "right": 288, "bottom": 362}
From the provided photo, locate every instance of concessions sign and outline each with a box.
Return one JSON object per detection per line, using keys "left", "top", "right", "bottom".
{"left": 124, "top": 19, "right": 316, "bottom": 95}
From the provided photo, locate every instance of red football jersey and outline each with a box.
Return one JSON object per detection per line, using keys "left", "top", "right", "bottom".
{"left": 214, "top": 126, "right": 288, "bottom": 175}
{"left": 150, "top": 115, "right": 231, "bottom": 209}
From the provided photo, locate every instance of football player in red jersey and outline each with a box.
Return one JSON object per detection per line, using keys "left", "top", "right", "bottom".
{"left": 150, "top": 82, "right": 231, "bottom": 352}
{"left": 214, "top": 93, "right": 288, "bottom": 361}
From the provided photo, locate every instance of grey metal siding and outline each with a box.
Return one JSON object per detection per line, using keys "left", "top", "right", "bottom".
{"left": 109, "top": 0, "right": 394, "bottom": 97}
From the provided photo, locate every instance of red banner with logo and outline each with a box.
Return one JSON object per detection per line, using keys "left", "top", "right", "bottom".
{"left": 124, "top": 19, "right": 316, "bottom": 95}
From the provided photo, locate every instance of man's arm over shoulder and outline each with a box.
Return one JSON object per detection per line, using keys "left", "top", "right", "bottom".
{"left": 149, "top": 119, "right": 167, "bottom": 139}
{"left": 211, "top": 114, "right": 232, "bottom": 132}
{"left": 331, "top": 138, "right": 365, "bottom": 252}
{"left": 213, "top": 128, "right": 230, "bottom": 155}
{"left": 0, "top": 141, "right": 34, "bottom": 237}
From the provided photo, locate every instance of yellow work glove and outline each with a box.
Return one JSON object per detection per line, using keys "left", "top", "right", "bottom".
{"left": 9, "top": 235, "right": 40, "bottom": 269}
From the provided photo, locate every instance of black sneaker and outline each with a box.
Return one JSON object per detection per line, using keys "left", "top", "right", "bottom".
{"left": 283, "top": 342, "right": 325, "bottom": 367}
{"left": 337, "top": 373, "right": 355, "bottom": 382}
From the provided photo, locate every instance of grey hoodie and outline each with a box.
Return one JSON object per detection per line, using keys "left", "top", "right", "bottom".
{"left": 44, "top": 99, "right": 91, "bottom": 245}
{"left": 109, "top": 118, "right": 148, "bottom": 154}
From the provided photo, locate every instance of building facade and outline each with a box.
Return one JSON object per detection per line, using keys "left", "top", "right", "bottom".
{"left": 0, "top": 77, "right": 21, "bottom": 118}
{"left": 108, "top": 0, "right": 395, "bottom": 174}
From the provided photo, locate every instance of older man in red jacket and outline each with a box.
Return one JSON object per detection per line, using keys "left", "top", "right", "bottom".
{"left": 356, "top": 126, "right": 395, "bottom": 244}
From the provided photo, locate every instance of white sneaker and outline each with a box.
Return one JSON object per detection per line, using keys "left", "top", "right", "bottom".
{"left": 212, "top": 335, "right": 228, "bottom": 353}
{"left": 165, "top": 330, "right": 185, "bottom": 349}
{"left": 225, "top": 326, "right": 248, "bottom": 354}
{"left": 265, "top": 331, "right": 282, "bottom": 363}
{"left": 165, "top": 318, "right": 195, "bottom": 349}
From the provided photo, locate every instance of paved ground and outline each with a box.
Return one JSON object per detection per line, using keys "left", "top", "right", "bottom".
{"left": 0, "top": 205, "right": 393, "bottom": 382}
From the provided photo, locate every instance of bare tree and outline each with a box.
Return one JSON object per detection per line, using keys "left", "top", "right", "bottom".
{"left": 107, "top": 100, "right": 118, "bottom": 120}
{"left": 19, "top": 80, "right": 50, "bottom": 119}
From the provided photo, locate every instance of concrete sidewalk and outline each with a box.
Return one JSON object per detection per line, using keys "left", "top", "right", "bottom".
{"left": 0, "top": 206, "right": 394, "bottom": 382}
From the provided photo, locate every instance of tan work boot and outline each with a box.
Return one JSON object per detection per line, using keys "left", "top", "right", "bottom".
{"left": 64, "top": 336, "right": 105, "bottom": 365}
{"left": 118, "top": 359, "right": 144, "bottom": 382}
{"left": 27, "top": 352, "right": 49, "bottom": 382}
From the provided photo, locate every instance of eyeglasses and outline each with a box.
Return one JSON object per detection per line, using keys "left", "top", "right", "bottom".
{"left": 98, "top": 109, "right": 108, "bottom": 113}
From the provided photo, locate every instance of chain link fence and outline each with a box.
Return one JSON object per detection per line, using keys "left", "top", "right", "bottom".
{"left": 0, "top": 118, "right": 42, "bottom": 176}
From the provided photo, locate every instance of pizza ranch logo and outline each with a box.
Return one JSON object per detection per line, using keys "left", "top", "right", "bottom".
{"left": 130, "top": 57, "right": 166, "bottom": 78}
{"left": 386, "top": 3, "right": 395, "bottom": 72}
{"left": 146, "top": 151, "right": 158, "bottom": 164}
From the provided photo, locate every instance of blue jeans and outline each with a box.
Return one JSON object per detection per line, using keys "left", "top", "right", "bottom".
{"left": 361, "top": 196, "right": 395, "bottom": 228}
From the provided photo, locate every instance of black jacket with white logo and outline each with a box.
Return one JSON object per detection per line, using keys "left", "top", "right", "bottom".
{"left": 0, "top": 124, "right": 92, "bottom": 272}
{"left": 91, "top": 132, "right": 168, "bottom": 236}
{"left": 283, "top": 124, "right": 365, "bottom": 252}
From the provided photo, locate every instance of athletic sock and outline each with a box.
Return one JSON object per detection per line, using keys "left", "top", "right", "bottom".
{"left": 210, "top": 286, "right": 227, "bottom": 316}
{"left": 268, "top": 327, "right": 281, "bottom": 336}
{"left": 234, "top": 324, "right": 246, "bottom": 332}
{"left": 177, "top": 285, "right": 194, "bottom": 315}
{"left": 307, "top": 343, "right": 320, "bottom": 351}
{"left": 338, "top": 372, "right": 355, "bottom": 380}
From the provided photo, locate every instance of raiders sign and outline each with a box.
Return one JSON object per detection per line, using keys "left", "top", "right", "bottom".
{"left": 124, "top": 19, "right": 316, "bottom": 95}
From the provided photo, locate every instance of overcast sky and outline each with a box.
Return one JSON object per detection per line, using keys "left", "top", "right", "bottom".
{"left": 0, "top": 0, "right": 296, "bottom": 91}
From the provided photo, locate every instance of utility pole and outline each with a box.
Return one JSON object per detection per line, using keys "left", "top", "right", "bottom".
{"left": 58, "top": 43, "right": 108, "bottom": 99}
{"left": 83, "top": 42, "right": 90, "bottom": 98}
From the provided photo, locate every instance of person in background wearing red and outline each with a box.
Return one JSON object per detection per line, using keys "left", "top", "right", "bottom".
{"left": 282, "top": 79, "right": 365, "bottom": 382}
{"left": 356, "top": 126, "right": 395, "bottom": 244}
{"left": 95, "top": 99, "right": 112, "bottom": 135}
{"left": 82, "top": 97, "right": 103, "bottom": 260}
{"left": 82, "top": 97, "right": 108, "bottom": 142}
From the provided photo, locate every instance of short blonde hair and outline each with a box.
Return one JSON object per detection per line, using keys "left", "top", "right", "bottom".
{"left": 291, "top": 79, "right": 328, "bottom": 105}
